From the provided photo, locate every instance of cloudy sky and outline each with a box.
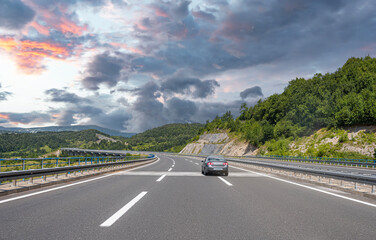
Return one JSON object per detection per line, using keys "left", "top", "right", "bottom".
{"left": 0, "top": 0, "right": 375, "bottom": 132}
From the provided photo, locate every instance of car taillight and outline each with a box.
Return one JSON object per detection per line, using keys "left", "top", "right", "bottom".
{"left": 207, "top": 162, "right": 213, "bottom": 165}
{"left": 223, "top": 162, "right": 228, "bottom": 166}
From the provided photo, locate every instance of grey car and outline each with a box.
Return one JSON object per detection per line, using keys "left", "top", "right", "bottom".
{"left": 201, "top": 155, "right": 228, "bottom": 176}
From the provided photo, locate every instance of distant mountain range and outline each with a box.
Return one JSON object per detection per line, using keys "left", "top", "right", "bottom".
{"left": 0, "top": 125, "right": 135, "bottom": 138}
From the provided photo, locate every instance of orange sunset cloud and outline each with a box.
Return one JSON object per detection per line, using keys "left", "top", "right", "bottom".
{"left": 0, "top": 36, "right": 71, "bottom": 74}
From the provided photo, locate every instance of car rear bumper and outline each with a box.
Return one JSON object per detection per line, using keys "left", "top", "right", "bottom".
{"left": 207, "top": 167, "right": 228, "bottom": 174}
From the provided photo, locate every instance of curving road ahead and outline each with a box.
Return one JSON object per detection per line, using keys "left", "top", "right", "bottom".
{"left": 0, "top": 154, "right": 375, "bottom": 240}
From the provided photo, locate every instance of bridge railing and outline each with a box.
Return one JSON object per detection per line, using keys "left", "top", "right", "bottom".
{"left": 0, "top": 156, "right": 144, "bottom": 173}
{"left": 0, "top": 155, "right": 158, "bottom": 185}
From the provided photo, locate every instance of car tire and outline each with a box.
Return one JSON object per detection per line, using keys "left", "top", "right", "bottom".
{"left": 224, "top": 172, "right": 228, "bottom": 176}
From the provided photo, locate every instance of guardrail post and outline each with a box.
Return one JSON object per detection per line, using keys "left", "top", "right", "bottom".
{"left": 354, "top": 182, "right": 357, "bottom": 190}
{"left": 41, "top": 159, "right": 44, "bottom": 169}
{"left": 68, "top": 158, "right": 71, "bottom": 166}
{"left": 22, "top": 159, "right": 25, "bottom": 171}
{"left": 56, "top": 158, "right": 59, "bottom": 167}
{"left": 372, "top": 185, "right": 375, "bottom": 194}
{"left": 29, "top": 177, "right": 33, "bottom": 184}
{"left": 11, "top": 179, "right": 16, "bottom": 187}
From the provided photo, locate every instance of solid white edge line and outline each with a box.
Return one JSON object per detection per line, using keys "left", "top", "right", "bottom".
{"left": 218, "top": 176, "right": 233, "bottom": 186}
{"left": 168, "top": 168, "right": 172, "bottom": 172}
{"left": 0, "top": 157, "right": 160, "bottom": 205}
{"left": 100, "top": 191, "right": 148, "bottom": 227}
{"left": 156, "top": 174, "right": 166, "bottom": 182}
{"left": 229, "top": 165, "right": 376, "bottom": 208}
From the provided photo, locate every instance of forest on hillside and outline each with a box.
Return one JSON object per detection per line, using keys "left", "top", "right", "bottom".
{"left": 0, "top": 130, "right": 125, "bottom": 158}
{"left": 125, "top": 123, "right": 204, "bottom": 152}
{"left": 201, "top": 56, "right": 376, "bottom": 149}
{"left": 0, "top": 123, "right": 204, "bottom": 158}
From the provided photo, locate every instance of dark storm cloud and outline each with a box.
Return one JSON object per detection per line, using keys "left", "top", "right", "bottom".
{"left": 240, "top": 86, "right": 263, "bottom": 100}
{"left": 126, "top": 0, "right": 376, "bottom": 82}
{"left": 45, "top": 88, "right": 91, "bottom": 103}
{"left": 0, "top": 92, "right": 11, "bottom": 101}
{"left": 192, "top": 10, "right": 216, "bottom": 22}
{"left": 165, "top": 97, "right": 197, "bottom": 122}
{"left": 0, "top": 112, "right": 51, "bottom": 124}
{"left": 172, "top": 1, "right": 191, "bottom": 19}
{"left": 32, "top": 0, "right": 127, "bottom": 7}
{"left": 161, "top": 77, "right": 220, "bottom": 98}
{"left": 42, "top": 87, "right": 132, "bottom": 131}
{"left": 127, "top": 80, "right": 247, "bottom": 132}
{"left": 55, "top": 106, "right": 103, "bottom": 126}
{"left": 55, "top": 105, "right": 131, "bottom": 131}
{"left": 192, "top": 100, "right": 243, "bottom": 123}
{"left": 82, "top": 52, "right": 127, "bottom": 91}
{"left": 0, "top": 0, "right": 35, "bottom": 29}
{"left": 0, "top": 83, "right": 12, "bottom": 101}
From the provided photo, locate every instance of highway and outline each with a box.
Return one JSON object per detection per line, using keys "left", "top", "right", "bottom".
{"left": 0, "top": 154, "right": 375, "bottom": 240}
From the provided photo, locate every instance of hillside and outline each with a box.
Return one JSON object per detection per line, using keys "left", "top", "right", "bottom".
{"left": 181, "top": 127, "right": 376, "bottom": 159}
{"left": 126, "top": 123, "right": 204, "bottom": 152}
{"left": 0, "top": 123, "right": 204, "bottom": 158}
{"left": 0, "top": 125, "right": 135, "bottom": 138}
{"left": 0, "top": 130, "right": 126, "bottom": 158}
{"left": 184, "top": 57, "right": 376, "bottom": 159}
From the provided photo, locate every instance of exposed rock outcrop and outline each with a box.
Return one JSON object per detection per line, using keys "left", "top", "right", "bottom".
{"left": 180, "top": 133, "right": 257, "bottom": 156}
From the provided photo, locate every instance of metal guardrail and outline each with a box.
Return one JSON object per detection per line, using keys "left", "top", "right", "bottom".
{"left": 233, "top": 155, "right": 376, "bottom": 167}
{"left": 0, "top": 156, "right": 142, "bottom": 172}
{"left": 61, "top": 148, "right": 131, "bottom": 156}
{"left": 226, "top": 158, "right": 376, "bottom": 185}
{"left": 179, "top": 153, "right": 376, "bottom": 168}
{"left": 0, "top": 156, "right": 157, "bottom": 183}
{"left": 178, "top": 153, "right": 376, "bottom": 187}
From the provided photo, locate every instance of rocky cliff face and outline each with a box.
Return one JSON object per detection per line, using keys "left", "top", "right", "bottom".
{"left": 180, "top": 133, "right": 257, "bottom": 156}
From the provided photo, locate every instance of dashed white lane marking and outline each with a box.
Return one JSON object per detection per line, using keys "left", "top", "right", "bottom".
{"left": 190, "top": 161, "right": 192, "bottom": 162}
{"left": 168, "top": 168, "right": 172, "bottom": 172}
{"left": 116, "top": 171, "right": 260, "bottom": 177}
{"left": 167, "top": 157, "right": 176, "bottom": 165}
{"left": 100, "top": 191, "right": 148, "bottom": 227}
{"left": 172, "top": 165, "right": 175, "bottom": 167}
{"left": 195, "top": 163, "right": 199, "bottom": 165}
{"left": 218, "top": 177, "right": 233, "bottom": 186}
{"left": 156, "top": 175, "right": 166, "bottom": 182}
{"left": 0, "top": 158, "right": 160, "bottom": 205}
{"left": 229, "top": 165, "right": 376, "bottom": 208}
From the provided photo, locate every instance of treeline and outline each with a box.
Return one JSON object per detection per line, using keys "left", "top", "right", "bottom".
{"left": 125, "top": 123, "right": 204, "bottom": 152}
{"left": 202, "top": 56, "right": 376, "bottom": 146}
{"left": 0, "top": 130, "right": 125, "bottom": 158}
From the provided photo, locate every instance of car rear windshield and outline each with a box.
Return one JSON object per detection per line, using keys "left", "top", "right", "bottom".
{"left": 207, "top": 157, "right": 225, "bottom": 161}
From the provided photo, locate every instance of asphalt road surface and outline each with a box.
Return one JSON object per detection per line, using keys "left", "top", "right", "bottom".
{"left": 0, "top": 153, "right": 375, "bottom": 240}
